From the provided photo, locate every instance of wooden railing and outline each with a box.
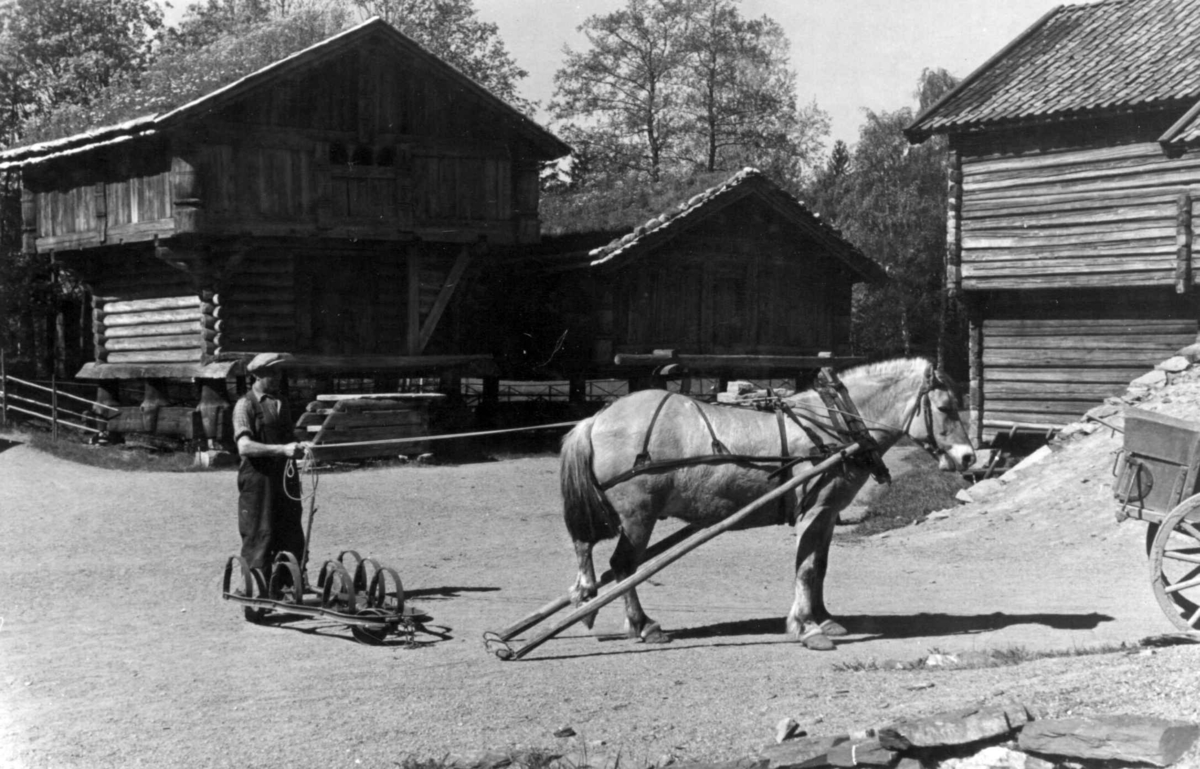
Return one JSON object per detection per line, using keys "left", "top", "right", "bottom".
{"left": 0, "top": 357, "right": 117, "bottom": 437}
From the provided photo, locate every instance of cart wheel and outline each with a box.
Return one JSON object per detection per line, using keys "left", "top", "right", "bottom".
{"left": 223, "top": 556, "right": 270, "bottom": 623}
{"left": 1150, "top": 496, "right": 1200, "bottom": 632}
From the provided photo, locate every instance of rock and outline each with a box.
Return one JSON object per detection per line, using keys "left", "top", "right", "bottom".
{"left": 1018, "top": 715, "right": 1200, "bottom": 767}
{"left": 671, "top": 760, "right": 767, "bottom": 769}
{"left": 966, "top": 478, "right": 1007, "bottom": 500}
{"left": 827, "top": 738, "right": 894, "bottom": 767}
{"left": 1176, "top": 342, "right": 1200, "bottom": 363}
{"left": 941, "top": 746, "right": 1055, "bottom": 769}
{"left": 837, "top": 504, "right": 869, "bottom": 525}
{"left": 1130, "top": 370, "right": 1168, "bottom": 388}
{"left": 1085, "top": 403, "right": 1121, "bottom": 420}
{"left": 754, "top": 735, "right": 848, "bottom": 769}
{"left": 956, "top": 489, "right": 975, "bottom": 504}
{"left": 553, "top": 726, "right": 577, "bottom": 738}
{"left": 416, "top": 452, "right": 437, "bottom": 464}
{"left": 193, "top": 449, "right": 236, "bottom": 468}
{"left": 894, "top": 758, "right": 932, "bottom": 769}
{"left": 776, "top": 717, "right": 803, "bottom": 744}
{"left": 926, "top": 509, "right": 952, "bottom": 520}
{"left": 1157, "top": 355, "right": 1192, "bottom": 373}
{"left": 880, "top": 702, "right": 1034, "bottom": 749}
{"left": 554, "top": 749, "right": 623, "bottom": 769}
{"left": 924, "top": 652, "right": 960, "bottom": 667}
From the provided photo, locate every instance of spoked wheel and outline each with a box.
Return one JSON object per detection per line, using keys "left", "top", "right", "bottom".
{"left": 351, "top": 608, "right": 393, "bottom": 645}
{"left": 1150, "top": 495, "right": 1200, "bottom": 632}
{"left": 223, "top": 556, "right": 269, "bottom": 623}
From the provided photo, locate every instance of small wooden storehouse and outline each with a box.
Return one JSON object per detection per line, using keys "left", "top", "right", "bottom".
{"left": 0, "top": 18, "right": 569, "bottom": 442}
{"left": 905, "top": 0, "right": 1200, "bottom": 441}
{"left": 498, "top": 168, "right": 885, "bottom": 388}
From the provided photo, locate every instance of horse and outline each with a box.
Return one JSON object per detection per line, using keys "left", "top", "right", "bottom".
{"left": 559, "top": 357, "right": 975, "bottom": 651}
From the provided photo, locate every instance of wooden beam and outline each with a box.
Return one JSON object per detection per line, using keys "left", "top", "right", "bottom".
{"left": 417, "top": 244, "right": 472, "bottom": 354}
{"left": 1178, "top": 192, "right": 1193, "bottom": 294}
{"left": 612, "top": 352, "right": 865, "bottom": 372}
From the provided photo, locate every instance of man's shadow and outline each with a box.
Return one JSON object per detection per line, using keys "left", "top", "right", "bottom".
{"left": 668, "top": 611, "right": 1114, "bottom": 642}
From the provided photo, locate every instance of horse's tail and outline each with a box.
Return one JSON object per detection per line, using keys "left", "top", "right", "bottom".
{"left": 561, "top": 417, "right": 619, "bottom": 544}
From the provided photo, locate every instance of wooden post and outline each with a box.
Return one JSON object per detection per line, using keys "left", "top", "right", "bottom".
{"left": 1177, "top": 192, "right": 1193, "bottom": 295}
{"left": 140, "top": 379, "right": 170, "bottom": 434}
{"left": 946, "top": 149, "right": 963, "bottom": 299}
{"left": 51, "top": 372, "right": 58, "bottom": 441}
{"left": 1, "top": 348, "right": 7, "bottom": 428}
{"left": 95, "top": 382, "right": 119, "bottom": 432}
{"left": 196, "top": 380, "right": 230, "bottom": 449}
{"left": 406, "top": 245, "right": 421, "bottom": 355}
{"left": 968, "top": 299, "right": 985, "bottom": 446}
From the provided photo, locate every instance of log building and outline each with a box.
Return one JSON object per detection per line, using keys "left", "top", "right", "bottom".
{"left": 906, "top": 0, "right": 1200, "bottom": 441}
{"left": 0, "top": 18, "right": 569, "bottom": 442}
{"left": 501, "top": 168, "right": 885, "bottom": 388}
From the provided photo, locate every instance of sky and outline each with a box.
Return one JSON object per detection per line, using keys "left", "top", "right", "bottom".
{"left": 166, "top": 0, "right": 1085, "bottom": 148}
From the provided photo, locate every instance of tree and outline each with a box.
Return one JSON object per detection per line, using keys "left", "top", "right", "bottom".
{"left": 551, "top": 0, "right": 694, "bottom": 183}
{"left": 347, "top": 0, "right": 532, "bottom": 113}
{"left": 679, "top": 0, "right": 826, "bottom": 183}
{"left": 805, "top": 69, "right": 959, "bottom": 368}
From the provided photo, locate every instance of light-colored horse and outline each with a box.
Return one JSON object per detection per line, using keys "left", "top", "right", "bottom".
{"left": 560, "top": 357, "right": 975, "bottom": 651}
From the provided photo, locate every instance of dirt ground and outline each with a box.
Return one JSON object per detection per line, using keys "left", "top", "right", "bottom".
{"left": 3, "top": 400, "right": 1200, "bottom": 768}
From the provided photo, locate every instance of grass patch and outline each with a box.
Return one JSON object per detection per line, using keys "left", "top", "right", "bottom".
{"left": 832, "top": 641, "right": 1135, "bottom": 673}
{"left": 0, "top": 425, "right": 207, "bottom": 473}
{"left": 850, "top": 461, "right": 970, "bottom": 537}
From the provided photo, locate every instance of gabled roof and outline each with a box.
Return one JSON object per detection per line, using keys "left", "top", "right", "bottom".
{"left": 906, "top": 0, "right": 1200, "bottom": 142}
{"left": 0, "top": 17, "right": 569, "bottom": 169}
{"left": 583, "top": 168, "right": 886, "bottom": 283}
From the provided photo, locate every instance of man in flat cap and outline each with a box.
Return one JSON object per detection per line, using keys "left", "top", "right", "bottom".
{"left": 232, "top": 352, "right": 311, "bottom": 575}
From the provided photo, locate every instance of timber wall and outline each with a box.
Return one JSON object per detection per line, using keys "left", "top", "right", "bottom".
{"left": 960, "top": 142, "right": 1200, "bottom": 291}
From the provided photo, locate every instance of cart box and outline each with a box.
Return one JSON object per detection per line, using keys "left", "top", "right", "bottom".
{"left": 1115, "top": 408, "right": 1200, "bottom": 515}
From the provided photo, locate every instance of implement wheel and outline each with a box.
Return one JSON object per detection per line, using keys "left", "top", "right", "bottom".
{"left": 1150, "top": 494, "right": 1200, "bottom": 632}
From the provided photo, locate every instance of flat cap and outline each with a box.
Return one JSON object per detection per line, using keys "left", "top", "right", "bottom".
{"left": 246, "top": 352, "right": 295, "bottom": 373}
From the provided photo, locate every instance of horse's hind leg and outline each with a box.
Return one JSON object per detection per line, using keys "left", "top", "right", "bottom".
{"left": 611, "top": 519, "right": 669, "bottom": 643}
{"left": 570, "top": 539, "right": 601, "bottom": 629}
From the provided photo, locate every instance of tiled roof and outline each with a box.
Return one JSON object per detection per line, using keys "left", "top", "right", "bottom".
{"left": 907, "top": 0, "right": 1200, "bottom": 140}
{"left": 585, "top": 168, "right": 886, "bottom": 283}
{"left": 0, "top": 18, "right": 569, "bottom": 169}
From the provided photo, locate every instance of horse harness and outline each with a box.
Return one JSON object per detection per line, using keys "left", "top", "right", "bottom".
{"left": 593, "top": 368, "right": 897, "bottom": 525}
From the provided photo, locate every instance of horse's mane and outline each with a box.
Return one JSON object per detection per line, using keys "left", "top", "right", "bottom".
{"left": 838, "top": 357, "right": 931, "bottom": 387}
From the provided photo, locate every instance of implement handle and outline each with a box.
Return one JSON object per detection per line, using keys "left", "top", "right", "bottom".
{"left": 496, "top": 442, "right": 865, "bottom": 660}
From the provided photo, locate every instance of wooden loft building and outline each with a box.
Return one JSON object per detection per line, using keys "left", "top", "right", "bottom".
{"left": 905, "top": 0, "right": 1200, "bottom": 442}
{"left": 498, "top": 168, "right": 885, "bottom": 389}
{"left": 0, "top": 18, "right": 570, "bottom": 442}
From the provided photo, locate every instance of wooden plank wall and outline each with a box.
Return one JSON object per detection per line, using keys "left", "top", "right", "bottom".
{"left": 960, "top": 143, "right": 1200, "bottom": 290}
{"left": 980, "top": 290, "right": 1198, "bottom": 429}
{"left": 216, "top": 248, "right": 296, "bottom": 356}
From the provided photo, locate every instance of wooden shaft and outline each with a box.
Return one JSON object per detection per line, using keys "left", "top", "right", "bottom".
{"left": 496, "top": 524, "right": 702, "bottom": 641}
{"left": 501, "top": 443, "right": 866, "bottom": 660}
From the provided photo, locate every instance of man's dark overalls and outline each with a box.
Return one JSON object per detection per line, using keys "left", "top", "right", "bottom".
{"left": 236, "top": 389, "right": 305, "bottom": 570}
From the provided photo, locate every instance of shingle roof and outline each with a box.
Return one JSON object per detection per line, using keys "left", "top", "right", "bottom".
{"left": 1161, "top": 99, "right": 1200, "bottom": 148}
{"left": 585, "top": 168, "right": 886, "bottom": 283}
{"left": 907, "top": 0, "right": 1200, "bottom": 141}
{"left": 0, "top": 17, "right": 569, "bottom": 169}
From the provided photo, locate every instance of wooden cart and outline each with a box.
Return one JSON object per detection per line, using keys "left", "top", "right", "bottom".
{"left": 1114, "top": 408, "right": 1200, "bottom": 632}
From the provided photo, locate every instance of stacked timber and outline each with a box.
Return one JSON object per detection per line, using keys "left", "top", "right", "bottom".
{"left": 959, "top": 143, "right": 1200, "bottom": 291}
{"left": 295, "top": 394, "right": 442, "bottom": 461}
{"left": 93, "top": 295, "right": 214, "bottom": 364}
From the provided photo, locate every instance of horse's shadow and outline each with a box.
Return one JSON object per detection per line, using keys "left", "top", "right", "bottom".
{"left": 0, "top": 437, "right": 22, "bottom": 455}
{"left": 668, "top": 611, "right": 1114, "bottom": 642}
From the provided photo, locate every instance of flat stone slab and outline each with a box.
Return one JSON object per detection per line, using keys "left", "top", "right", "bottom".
{"left": 754, "top": 735, "right": 848, "bottom": 769}
{"left": 1018, "top": 715, "right": 1200, "bottom": 767}
{"left": 880, "top": 702, "right": 1034, "bottom": 748}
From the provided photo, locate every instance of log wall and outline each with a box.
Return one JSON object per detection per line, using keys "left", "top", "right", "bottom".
{"left": 978, "top": 289, "right": 1198, "bottom": 431}
{"left": 960, "top": 142, "right": 1200, "bottom": 290}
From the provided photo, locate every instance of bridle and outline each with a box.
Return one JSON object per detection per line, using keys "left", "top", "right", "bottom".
{"left": 899, "top": 364, "right": 949, "bottom": 460}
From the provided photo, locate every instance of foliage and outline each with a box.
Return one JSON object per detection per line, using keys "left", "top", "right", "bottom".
{"left": 805, "top": 69, "right": 961, "bottom": 368}
{"left": 550, "top": 0, "right": 825, "bottom": 188}
{"left": 346, "top": 0, "right": 533, "bottom": 113}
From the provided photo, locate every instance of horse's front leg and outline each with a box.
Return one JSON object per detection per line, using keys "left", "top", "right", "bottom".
{"left": 788, "top": 489, "right": 842, "bottom": 651}
{"left": 610, "top": 518, "right": 668, "bottom": 643}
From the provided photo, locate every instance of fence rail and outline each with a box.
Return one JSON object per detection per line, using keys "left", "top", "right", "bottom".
{"left": 0, "top": 357, "right": 111, "bottom": 437}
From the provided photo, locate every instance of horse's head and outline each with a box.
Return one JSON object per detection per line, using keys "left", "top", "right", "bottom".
{"left": 907, "top": 367, "right": 976, "bottom": 472}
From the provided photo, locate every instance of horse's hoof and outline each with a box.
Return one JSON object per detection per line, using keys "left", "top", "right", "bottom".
{"left": 640, "top": 622, "right": 671, "bottom": 644}
{"left": 819, "top": 619, "right": 848, "bottom": 637}
{"left": 799, "top": 629, "right": 835, "bottom": 651}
